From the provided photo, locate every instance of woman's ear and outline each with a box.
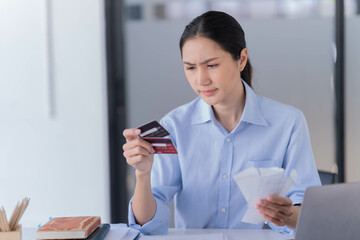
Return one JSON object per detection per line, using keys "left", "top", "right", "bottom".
{"left": 238, "top": 48, "right": 248, "bottom": 72}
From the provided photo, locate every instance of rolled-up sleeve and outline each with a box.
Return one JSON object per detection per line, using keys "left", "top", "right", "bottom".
{"left": 128, "top": 196, "right": 171, "bottom": 234}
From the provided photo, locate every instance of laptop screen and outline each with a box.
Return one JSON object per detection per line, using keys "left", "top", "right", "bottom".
{"left": 295, "top": 182, "right": 360, "bottom": 240}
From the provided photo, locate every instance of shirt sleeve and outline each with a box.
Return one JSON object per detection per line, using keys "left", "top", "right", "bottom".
{"left": 282, "top": 111, "right": 321, "bottom": 201}
{"left": 269, "top": 111, "right": 321, "bottom": 235}
{"left": 128, "top": 117, "right": 182, "bottom": 235}
{"left": 128, "top": 196, "right": 171, "bottom": 234}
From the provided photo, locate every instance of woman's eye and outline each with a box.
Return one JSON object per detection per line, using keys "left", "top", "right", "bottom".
{"left": 208, "top": 64, "right": 218, "bottom": 68}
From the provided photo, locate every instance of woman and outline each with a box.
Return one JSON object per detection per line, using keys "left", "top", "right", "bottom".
{"left": 123, "top": 11, "right": 320, "bottom": 235}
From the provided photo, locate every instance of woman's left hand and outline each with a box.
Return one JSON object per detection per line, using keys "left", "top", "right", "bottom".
{"left": 255, "top": 195, "right": 299, "bottom": 229}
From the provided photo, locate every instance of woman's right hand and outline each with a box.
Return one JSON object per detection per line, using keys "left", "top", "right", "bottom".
{"left": 123, "top": 128, "right": 156, "bottom": 176}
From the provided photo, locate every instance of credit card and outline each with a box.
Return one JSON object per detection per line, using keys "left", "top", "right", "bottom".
{"left": 137, "top": 120, "right": 177, "bottom": 154}
{"left": 143, "top": 137, "right": 178, "bottom": 154}
{"left": 138, "top": 120, "right": 170, "bottom": 138}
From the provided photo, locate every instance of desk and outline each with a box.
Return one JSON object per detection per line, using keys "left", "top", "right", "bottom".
{"left": 139, "top": 228, "right": 291, "bottom": 240}
{"left": 22, "top": 227, "right": 292, "bottom": 240}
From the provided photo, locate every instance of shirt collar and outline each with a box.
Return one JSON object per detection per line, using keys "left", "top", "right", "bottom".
{"left": 190, "top": 97, "right": 212, "bottom": 125}
{"left": 241, "top": 80, "right": 268, "bottom": 126}
{"left": 191, "top": 80, "right": 268, "bottom": 127}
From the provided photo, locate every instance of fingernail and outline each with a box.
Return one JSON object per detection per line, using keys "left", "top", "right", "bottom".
{"left": 135, "top": 129, "right": 141, "bottom": 134}
{"left": 151, "top": 148, "right": 155, "bottom": 154}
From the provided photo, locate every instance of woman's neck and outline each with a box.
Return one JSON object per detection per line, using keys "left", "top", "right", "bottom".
{"left": 213, "top": 84, "right": 246, "bottom": 133}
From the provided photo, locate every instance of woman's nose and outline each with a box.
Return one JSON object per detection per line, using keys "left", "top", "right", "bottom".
{"left": 197, "top": 69, "right": 210, "bottom": 85}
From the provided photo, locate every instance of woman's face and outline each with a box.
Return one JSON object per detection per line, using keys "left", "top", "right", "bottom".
{"left": 182, "top": 37, "right": 248, "bottom": 108}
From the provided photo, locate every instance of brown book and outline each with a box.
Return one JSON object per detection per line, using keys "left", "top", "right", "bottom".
{"left": 36, "top": 216, "right": 101, "bottom": 239}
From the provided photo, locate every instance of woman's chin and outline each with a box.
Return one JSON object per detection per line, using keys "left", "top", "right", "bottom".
{"left": 199, "top": 97, "right": 218, "bottom": 106}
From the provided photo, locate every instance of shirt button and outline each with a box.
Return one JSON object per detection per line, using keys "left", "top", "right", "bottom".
{"left": 221, "top": 208, "right": 227, "bottom": 213}
{"left": 225, "top": 138, "right": 231, "bottom": 143}
{"left": 222, "top": 174, "right": 228, "bottom": 180}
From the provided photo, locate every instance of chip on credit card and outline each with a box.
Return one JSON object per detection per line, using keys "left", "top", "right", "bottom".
{"left": 137, "top": 120, "right": 177, "bottom": 154}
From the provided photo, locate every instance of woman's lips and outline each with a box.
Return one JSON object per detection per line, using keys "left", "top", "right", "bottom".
{"left": 201, "top": 89, "right": 217, "bottom": 96}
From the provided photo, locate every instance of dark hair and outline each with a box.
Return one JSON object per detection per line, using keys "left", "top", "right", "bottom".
{"left": 179, "top": 11, "right": 252, "bottom": 87}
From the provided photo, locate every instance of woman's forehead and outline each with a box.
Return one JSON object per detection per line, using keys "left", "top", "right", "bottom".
{"left": 182, "top": 37, "right": 228, "bottom": 62}
{"left": 182, "top": 37, "right": 222, "bottom": 51}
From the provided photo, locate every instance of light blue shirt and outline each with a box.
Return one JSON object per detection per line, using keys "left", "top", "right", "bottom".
{"left": 128, "top": 81, "right": 321, "bottom": 235}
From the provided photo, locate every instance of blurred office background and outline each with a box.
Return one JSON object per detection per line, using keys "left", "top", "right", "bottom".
{"left": 1, "top": 0, "right": 359, "bottom": 227}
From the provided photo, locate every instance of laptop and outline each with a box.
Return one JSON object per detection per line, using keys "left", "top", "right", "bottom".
{"left": 295, "top": 182, "right": 360, "bottom": 240}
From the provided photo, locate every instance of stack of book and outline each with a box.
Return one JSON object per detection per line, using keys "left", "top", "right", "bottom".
{"left": 37, "top": 216, "right": 110, "bottom": 240}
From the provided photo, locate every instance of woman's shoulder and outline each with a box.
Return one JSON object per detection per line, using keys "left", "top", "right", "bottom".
{"left": 160, "top": 97, "right": 203, "bottom": 137}
{"left": 257, "top": 94, "right": 305, "bottom": 124}
{"left": 259, "top": 95, "right": 301, "bottom": 113}
{"left": 159, "top": 97, "right": 203, "bottom": 128}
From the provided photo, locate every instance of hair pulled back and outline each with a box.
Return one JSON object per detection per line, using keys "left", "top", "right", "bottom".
{"left": 179, "top": 11, "right": 252, "bottom": 87}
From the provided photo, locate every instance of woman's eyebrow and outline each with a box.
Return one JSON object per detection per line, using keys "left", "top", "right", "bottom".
{"left": 183, "top": 57, "right": 219, "bottom": 65}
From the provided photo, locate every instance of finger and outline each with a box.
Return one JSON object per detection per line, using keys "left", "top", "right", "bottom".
{"left": 256, "top": 203, "right": 292, "bottom": 221}
{"left": 126, "top": 154, "right": 149, "bottom": 166}
{"left": 123, "top": 128, "right": 141, "bottom": 142}
{"left": 256, "top": 205, "right": 285, "bottom": 226}
{"left": 257, "top": 200, "right": 292, "bottom": 216}
{"left": 263, "top": 212, "right": 286, "bottom": 226}
{"left": 123, "top": 138, "right": 155, "bottom": 154}
{"left": 256, "top": 205, "right": 287, "bottom": 226}
{"left": 124, "top": 145, "right": 152, "bottom": 159}
{"left": 267, "top": 195, "right": 292, "bottom": 206}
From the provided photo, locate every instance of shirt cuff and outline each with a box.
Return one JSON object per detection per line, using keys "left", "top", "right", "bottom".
{"left": 290, "top": 196, "right": 303, "bottom": 206}
{"left": 268, "top": 222, "right": 296, "bottom": 235}
{"left": 128, "top": 197, "right": 170, "bottom": 235}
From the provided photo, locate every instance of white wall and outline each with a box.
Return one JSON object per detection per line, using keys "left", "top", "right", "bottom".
{"left": 0, "top": 0, "right": 110, "bottom": 227}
